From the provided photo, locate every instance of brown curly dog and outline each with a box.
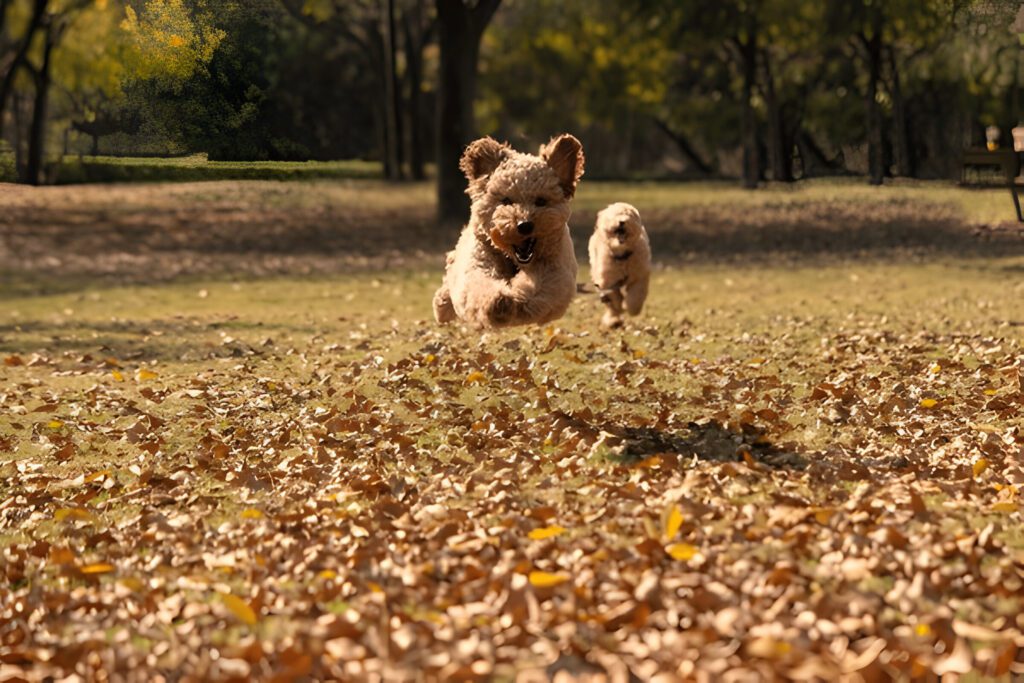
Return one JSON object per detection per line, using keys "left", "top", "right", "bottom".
{"left": 589, "top": 202, "right": 651, "bottom": 329}
{"left": 433, "top": 134, "right": 585, "bottom": 328}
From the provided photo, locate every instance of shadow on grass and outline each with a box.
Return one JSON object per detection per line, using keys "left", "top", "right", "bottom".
{"left": 571, "top": 203, "right": 1024, "bottom": 264}
{"left": 549, "top": 408, "right": 808, "bottom": 470}
{"left": 0, "top": 316, "right": 316, "bottom": 363}
{"left": 2, "top": 184, "right": 1024, "bottom": 297}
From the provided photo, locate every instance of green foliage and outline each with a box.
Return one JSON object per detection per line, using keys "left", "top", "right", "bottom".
{"left": 479, "top": 0, "right": 671, "bottom": 150}
{"left": 119, "top": 0, "right": 225, "bottom": 88}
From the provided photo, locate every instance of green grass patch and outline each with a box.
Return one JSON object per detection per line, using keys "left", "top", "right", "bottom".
{"left": 48, "top": 153, "right": 384, "bottom": 184}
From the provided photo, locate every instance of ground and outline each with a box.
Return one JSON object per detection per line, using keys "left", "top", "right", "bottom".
{"left": 1, "top": 178, "right": 1024, "bottom": 681}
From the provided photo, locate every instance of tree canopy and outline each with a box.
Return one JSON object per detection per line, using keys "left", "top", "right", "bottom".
{"left": 0, "top": 0, "right": 1021, "bottom": 192}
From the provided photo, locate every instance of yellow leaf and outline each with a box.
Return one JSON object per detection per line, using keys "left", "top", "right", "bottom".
{"left": 528, "top": 525, "right": 566, "bottom": 540}
{"left": 220, "top": 593, "right": 258, "bottom": 626}
{"left": 665, "top": 543, "right": 698, "bottom": 561}
{"left": 915, "top": 623, "right": 932, "bottom": 637}
{"left": 919, "top": 398, "right": 938, "bottom": 409}
{"left": 992, "top": 502, "right": 1018, "bottom": 513}
{"left": 49, "top": 547, "right": 76, "bottom": 565}
{"left": 317, "top": 569, "right": 337, "bottom": 580}
{"left": 973, "top": 458, "right": 989, "bottom": 478}
{"left": 85, "top": 470, "right": 112, "bottom": 483}
{"left": 80, "top": 562, "right": 115, "bottom": 575}
{"left": 54, "top": 508, "right": 95, "bottom": 523}
{"left": 812, "top": 507, "right": 836, "bottom": 524}
{"left": 119, "top": 577, "right": 145, "bottom": 592}
{"left": 636, "top": 455, "right": 662, "bottom": 469}
{"left": 983, "top": 389, "right": 998, "bottom": 396}
{"left": 240, "top": 508, "right": 263, "bottom": 520}
{"left": 135, "top": 368, "right": 158, "bottom": 382}
{"left": 528, "top": 571, "right": 570, "bottom": 587}
{"left": 424, "top": 353, "right": 437, "bottom": 365}
{"left": 111, "top": 370, "right": 124, "bottom": 382}
{"left": 929, "top": 363, "right": 941, "bottom": 375}
{"left": 662, "top": 505, "right": 684, "bottom": 541}
{"left": 632, "top": 349, "right": 646, "bottom": 359}
{"left": 993, "top": 483, "right": 1018, "bottom": 496}
{"left": 367, "top": 581, "right": 384, "bottom": 593}
{"left": 465, "top": 371, "right": 486, "bottom": 385}
{"left": 48, "top": 420, "right": 63, "bottom": 429}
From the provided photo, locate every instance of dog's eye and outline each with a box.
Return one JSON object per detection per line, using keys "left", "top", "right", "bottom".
{"left": 500, "top": 197, "right": 513, "bottom": 206}
{"left": 535, "top": 197, "right": 547, "bottom": 207}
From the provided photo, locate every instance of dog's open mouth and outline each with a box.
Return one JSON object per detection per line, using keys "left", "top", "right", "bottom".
{"left": 513, "top": 237, "right": 536, "bottom": 264}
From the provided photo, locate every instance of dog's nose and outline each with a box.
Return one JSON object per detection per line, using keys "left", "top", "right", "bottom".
{"left": 517, "top": 221, "right": 534, "bottom": 235}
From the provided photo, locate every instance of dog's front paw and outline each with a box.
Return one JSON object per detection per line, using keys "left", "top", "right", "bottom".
{"left": 601, "top": 311, "right": 624, "bottom": 329}
{"left": 433, "top": 286, "right": 456, "bottom": 324}
{"left": 487, "top": 295, "right": 521, "bottom": 326}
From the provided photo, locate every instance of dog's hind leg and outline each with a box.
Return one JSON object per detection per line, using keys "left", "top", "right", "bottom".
{"left": 623, "top": 276, "right": 648, "bottom": 316}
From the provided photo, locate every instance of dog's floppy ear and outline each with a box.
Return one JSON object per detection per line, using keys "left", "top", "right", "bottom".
{"left": 541, "top": 134, "right": 585, "bottom": 198}
{"left": 460, "top": 137, "right": 509, "bottom": 182}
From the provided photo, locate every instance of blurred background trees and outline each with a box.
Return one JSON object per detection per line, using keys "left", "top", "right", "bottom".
{"left": 0, "top": 0, "right": 1022, "bottom": 212}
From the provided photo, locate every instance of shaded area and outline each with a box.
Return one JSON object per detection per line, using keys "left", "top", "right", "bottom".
{"left": 575, "top": 200, "right": 1024, "bottom": 263}
{"left": 550, "top": 409, "right": 809, "bottom": 470}
{"left": 2, "top": 181, "right": 1024, "bottom": 296}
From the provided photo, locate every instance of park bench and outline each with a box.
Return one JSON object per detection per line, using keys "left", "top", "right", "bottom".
{"left": 960, "top": 147, "right": 1023, "bottom": 222}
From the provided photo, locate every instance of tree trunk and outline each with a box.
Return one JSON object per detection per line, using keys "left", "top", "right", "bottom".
{"left": 435, "top": 0, "right": 500, "bottom": 225}
{"left": 383, "top": 0, "right": 404, "bottom": 179}
{"left": 12, "top": 90, "right": 25, "bottom": 178}
{"left": 864, "top": 9, "right": 885, "bottom": 186}
{"left": 652, "top": 118, "right": 713, "bottom": 175}
{"left": 0, "top": 0, "right": 48, "bottom": 138}
{"left": 23, "top": 18, "right": 57, "bottom": 186}
{"left": 796, "top": 129, "right": 846, "bottom": 177}
{"left": 887, "top": 47, "right": 912, "bottom": 177}
{"left": 739, "top": 34, "right": 760, "bottom": 189}
{"left": 761, "top": 49, "right": 792, "bottom": 182}
{"left": 402, "top": 1, "right": 427, "bottom": 180}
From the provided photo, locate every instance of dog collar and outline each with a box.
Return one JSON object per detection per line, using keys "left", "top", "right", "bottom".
{"left": 612, "top": 250, "right": 633, "bottom": 261}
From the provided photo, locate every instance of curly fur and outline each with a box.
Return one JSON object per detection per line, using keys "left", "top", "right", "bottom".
{"left": 433, "top": 134, "right": 584, "bottom": 328}
{"left": 588, "top": 202, "right": 651, "bottom": 328}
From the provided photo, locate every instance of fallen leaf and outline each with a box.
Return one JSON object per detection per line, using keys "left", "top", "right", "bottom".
{"left": 220, "top": 593, "right": 258, "bottom": 626}
{"left": 528, "top": 571, "right": 570, "bottom": 587}
{"left": 919, "top": 398, "right": 938, "bottom": 409}
{"left": 79, "top": 563, "right": 115, "bottom": 575}
{"left": 665, "top": 543, "right": 698, "bottom": 561}
{"left": 528, "top": 525, "right": 566, "bottom": 540}
{"left": 136, "top": 368, "right": 158, "bottom": 382}
{"left": 973, "top": 458, "right": 989, "bottom": 478}
{"left": 662, "top": 504, "right": 683, "bottom": 541}
{"left": 54, "top": 508, "right": 96, "bottom": 524}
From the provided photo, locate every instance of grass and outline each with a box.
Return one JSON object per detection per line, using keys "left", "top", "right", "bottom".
{"left": 2, "top": 179, "right": 1024, "bottom": 678}
{"left": 0, "top": 152, "right": 384, "bottom": 184}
